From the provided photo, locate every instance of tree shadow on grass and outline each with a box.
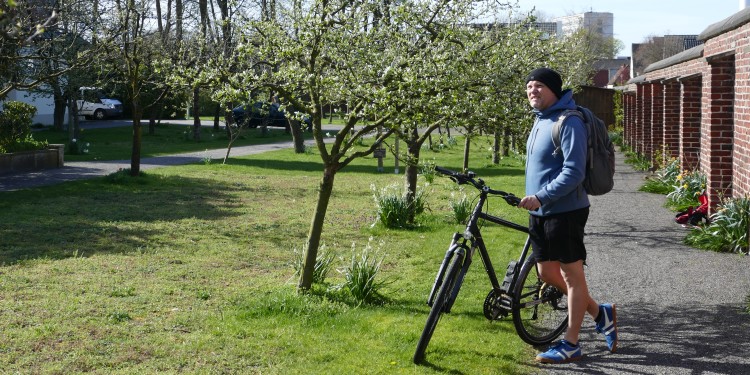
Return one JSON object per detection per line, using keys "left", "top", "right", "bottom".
{"left": 0, "top": 173, "right": 245, "bottom": 265}
{"left": 224, "top": 155, "right": 526, "bottom": 178}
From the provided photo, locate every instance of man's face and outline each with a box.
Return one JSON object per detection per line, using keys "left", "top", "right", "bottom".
{"left": 526, "top": 80, "right": 557, "bottom": 111}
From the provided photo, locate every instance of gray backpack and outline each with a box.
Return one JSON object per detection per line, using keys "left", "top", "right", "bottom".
{"left": 551, "top": 106, "right": 615, "bottom": 196}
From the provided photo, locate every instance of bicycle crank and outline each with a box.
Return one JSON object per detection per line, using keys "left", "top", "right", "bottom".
{"left": 483, "top": 289, "right": 512, "bottom": 320}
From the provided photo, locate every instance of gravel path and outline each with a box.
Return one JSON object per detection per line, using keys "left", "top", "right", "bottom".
{"left": 539, "top": 151, "right": 750, "bottom": 374}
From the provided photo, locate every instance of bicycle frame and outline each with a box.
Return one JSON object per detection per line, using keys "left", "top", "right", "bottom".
{"left": 427, "top": 186, "right": 531, "bottom": 313}
{"left": 416, "top": 167, "right": 570, "bottom": 363}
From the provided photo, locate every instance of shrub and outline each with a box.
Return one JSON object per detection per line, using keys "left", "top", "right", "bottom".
{"left": 446, "top": 136, "right": 458, "bottom": 147}
{"left": 67, "top": 138, "right": 90, "bottom": 155}
{"left": 104, "top": 169, "right": 147, "bottom": 184}
{"left": 339, "top": 238, "right": 389, "bottom": 305}
{"left": 608, "top": 126, "right": 624, "bottom": 148}
{"left": 292, "top": 244, "right": 336, "bottom": 284}
{"left": 641, "top": 158, "right": 680, "bottom": 195}
{"left": 0, "top": 101, "right": 46, "bottom": 153}
{"left": 685, "top": 196, "right": 749, "bottom": 254}
{"left": 371, "top": 182, "right": 426, "bottom": 228}
{"left": 666, "top": 169, "right": 706, "bottom": 210}
{"left": 449, "top": 188, "right": 472, "bottom": 224}
{"left": 419, "top": 159, "right": 437, "bottom": 184}
{"left": 624, "top": 150, "right": 651, "bottom": 171}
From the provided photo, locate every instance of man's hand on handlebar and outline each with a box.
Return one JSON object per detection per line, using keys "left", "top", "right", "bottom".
{"left": 518, "top": 195, "right": 541, "bottom": 211}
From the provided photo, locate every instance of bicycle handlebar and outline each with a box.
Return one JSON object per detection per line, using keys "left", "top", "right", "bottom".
{"left": 434, "top": 166, "right": 521, "bottom": 206}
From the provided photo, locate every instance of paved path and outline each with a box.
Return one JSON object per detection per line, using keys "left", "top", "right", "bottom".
{"left": 0, "top": 140, "right": 300, "bottom": 191}
{"left": 2, "top": 119, "right": 341, "bottom": 191}
{"left": 541, "top": 152, "right": 750, "bottom": 374}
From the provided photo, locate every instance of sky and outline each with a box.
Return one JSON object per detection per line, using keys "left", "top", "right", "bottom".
{"left": 515, "top": 0, "right": 744, "bottom": 57}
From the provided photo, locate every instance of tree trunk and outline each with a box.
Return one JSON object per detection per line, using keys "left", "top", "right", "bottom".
{"left": 462, "top": 135, "right": 470, "bottom": 172}
{"left": 66, "top": 99, "right": 77, "bottom": 141}
{"left": 175, "top": 0, "right": 183, "bottom": 41}
{"left": 192, "top": 87, "right": 201, "bottom": 140}
{"left": 405, "top": 133, "right": 420, "bottom": 223}
{"left": 52, "top": 90, "right": 66, "bottom": 131}
{"left": 213, "top": 103, "right": 221, "bottom": 131}
{"left": 148, "top": 107, "right": 157, "bottom": 135}
{"left": 224, "top": 104, "right": 233, "bottom": 138}
{"left": 290, "top": 119, "right": 305, "bottom": 153}
{"left": 130, "top": 101, "right": 143, "bottom": 176}
{"left": 503, "top": 126, "right": 511, "bottom": 157}
{"left": 54, "top": 96, "right": 66, "bottom": 132}
{"left": 298, "top": 165, "right": 337, "bottom": 291}
{"left": 492, "top": 129, "right": 500, "bottom": 164}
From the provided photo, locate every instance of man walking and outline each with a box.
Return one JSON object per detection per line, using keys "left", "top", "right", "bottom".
{"left": 517, "top": 67, "right": 618, "bottom": 363}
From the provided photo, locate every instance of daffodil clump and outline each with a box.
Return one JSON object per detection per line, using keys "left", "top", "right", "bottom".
{"left": 666, "top": 168, "right": 707, "bottom": 209}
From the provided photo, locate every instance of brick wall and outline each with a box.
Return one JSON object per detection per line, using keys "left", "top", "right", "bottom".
{"left": 663, "top": 80, "right": 680, "bottom": 165}
{"left": 702, "top": 57, "right": 735, "bottom": 206}
{"left": 681, "top": 77, "right": 702, "bottom": 169}
{"left": 622, "top": 10, "right": 750, "bottom": 212}
{"left": 651, "top": 82, "right": 664, "bottom": 166}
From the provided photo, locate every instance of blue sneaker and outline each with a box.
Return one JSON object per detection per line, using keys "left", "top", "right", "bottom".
{"left": 535, "top": 340, "right": 582, "bottom": 363}
{"left": 595, "top": 303, "right": 618, "bottom": 352}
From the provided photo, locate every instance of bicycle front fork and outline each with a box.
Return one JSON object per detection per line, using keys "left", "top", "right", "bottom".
{"left": 427, "top": 233, "right": 470, "bottom": 310}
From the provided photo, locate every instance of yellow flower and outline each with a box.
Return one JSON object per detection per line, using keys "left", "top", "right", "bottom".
{"left": 683, "top": 184, "right": 688, "bottom": 189}
{"left": 676, "top": 174, "right": 683, "bottom": 181}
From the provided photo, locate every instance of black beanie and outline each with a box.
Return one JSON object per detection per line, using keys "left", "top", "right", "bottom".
{"left": 526, "top": 68, "right": 563, "bottom": 98}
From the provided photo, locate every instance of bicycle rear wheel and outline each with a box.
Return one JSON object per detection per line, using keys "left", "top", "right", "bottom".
{"left": 511, "top": 260, "right": 568, "bottom": 346}
{"left": 413, "top": 254, "right": 464, "bottom": 364}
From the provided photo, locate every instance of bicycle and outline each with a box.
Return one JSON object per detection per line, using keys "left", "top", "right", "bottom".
{"left": 413, "top": 166, "right": 568, "bottom": 364}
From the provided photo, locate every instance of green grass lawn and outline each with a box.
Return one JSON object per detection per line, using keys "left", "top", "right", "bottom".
{"left": 0, "top": 136, "right": 540, "bottom": 374}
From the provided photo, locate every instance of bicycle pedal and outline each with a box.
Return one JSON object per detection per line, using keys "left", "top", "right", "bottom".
{"left": 496, "top": 297, "right": 513, "bottom": 318}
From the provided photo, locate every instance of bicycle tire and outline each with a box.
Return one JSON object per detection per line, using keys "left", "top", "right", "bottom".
{"left": 511, "top": 260, "right": 568, "bottom": 346}
{"left": 413, "top": 254, "right": 464, "bottom": 364}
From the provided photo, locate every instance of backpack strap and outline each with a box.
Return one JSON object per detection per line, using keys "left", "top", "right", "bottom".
{"left": 550, "top": 109, "right": 582, "bottom": 157}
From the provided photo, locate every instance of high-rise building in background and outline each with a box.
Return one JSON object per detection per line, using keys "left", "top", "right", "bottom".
{"left": 551, "top": 12, "right": 628, "bottom": 87}
{"left": 553, "top": 12, "right": 614, "bottom": 41}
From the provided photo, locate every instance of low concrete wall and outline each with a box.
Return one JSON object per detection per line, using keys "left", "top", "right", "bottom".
{"left": 0, "top": 144, "right": 64, "bottom": 176}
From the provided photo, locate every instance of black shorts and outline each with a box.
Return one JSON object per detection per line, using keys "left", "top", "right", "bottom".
{"left": 529, "top": 207, "right": 589, "bottom": 264}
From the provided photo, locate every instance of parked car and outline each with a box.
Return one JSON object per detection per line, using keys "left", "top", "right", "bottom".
{"left": 231, "top": 102, "right": 311, "bottom": 130}
{"left": 77, "top": 87, "right": 124, "bottom": 120}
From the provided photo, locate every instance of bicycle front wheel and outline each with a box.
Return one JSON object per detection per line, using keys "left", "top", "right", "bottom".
{"left": 413, "top": 254, "right": 464, "bottom": 364}
{"left": 511, "top": 260, "right": 568, "bottom": 346}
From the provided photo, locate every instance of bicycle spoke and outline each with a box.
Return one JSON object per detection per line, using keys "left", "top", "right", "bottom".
{"left": 512, "top": 261, "right": 568, "bottom": 346}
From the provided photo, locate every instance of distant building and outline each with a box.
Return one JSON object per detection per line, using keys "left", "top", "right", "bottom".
{"left": 662, "top": 35, "right": 702, "bottom": 57}
{"left": 592, "top": 59, "right": 631, "bottom": 87}
{"left": 475, "top": 12, "right": 619, "bottom": 87}
{"left": 473, "top": 21, "right": 559, "bottom": 39}
{"left": 554, "top": 12, "right": 614, "bottom": 40}
{"left": 4, "top": 90, "right": 56, "bottom": 125}
{"left": 631, "top": 35, "right": 702, "bottom": 78}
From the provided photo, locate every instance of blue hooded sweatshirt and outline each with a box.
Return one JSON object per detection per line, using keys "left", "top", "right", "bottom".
{"left": 525, "top": 89, "right": 590, "bottom": 217}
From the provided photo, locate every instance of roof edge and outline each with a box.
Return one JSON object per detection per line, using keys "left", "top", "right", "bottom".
{"left": 699, "top": 7, "right": 750, "bottom": 41}
{"left": 644, "top": 44, "right": 704, "bottom": 73}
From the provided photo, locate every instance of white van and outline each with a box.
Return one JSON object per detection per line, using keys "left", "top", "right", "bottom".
{"left": 77, "top": 87, "right": 124, "bottom": 120}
